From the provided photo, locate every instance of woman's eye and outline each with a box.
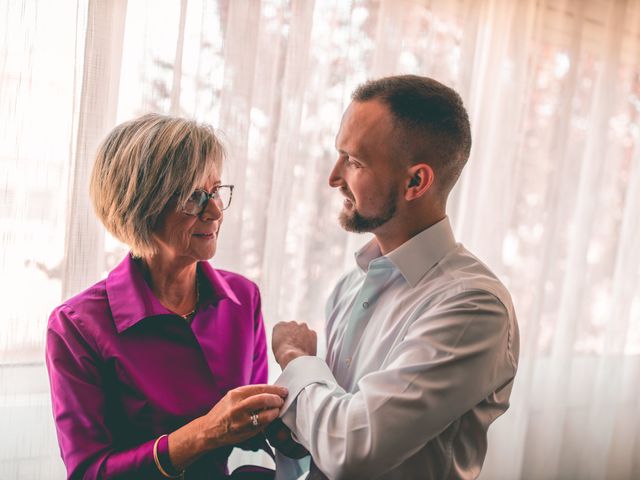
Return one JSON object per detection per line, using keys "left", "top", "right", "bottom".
{"left": 187, "top": 191, "right": 205, "bottom": 205}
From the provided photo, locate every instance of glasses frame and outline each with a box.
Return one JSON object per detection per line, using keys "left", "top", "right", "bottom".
{"left": 180, "top": 185, "right": 234, "bottom": 217}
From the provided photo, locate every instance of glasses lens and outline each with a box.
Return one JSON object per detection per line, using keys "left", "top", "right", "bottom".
{"left": 216, "top": 186, "right": 232, "bottom": 210}
{"left": 183, "top": 190, "right": 207, "bottom": 215}
{"left": 181, "top": 187, "right": 233, "bottom": 215}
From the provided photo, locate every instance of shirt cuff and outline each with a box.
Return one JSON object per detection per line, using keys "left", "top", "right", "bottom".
{"left": 274, "top": 356, "right": 335, "bottom": 413}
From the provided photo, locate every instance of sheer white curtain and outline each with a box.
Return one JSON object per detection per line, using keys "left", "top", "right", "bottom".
{"left": 1, "top": 0, "right": 638, "bottom": 478}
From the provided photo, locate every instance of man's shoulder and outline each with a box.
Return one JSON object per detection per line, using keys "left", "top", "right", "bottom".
{"left": 422, "top": 244, "right": 514, "bottom": 311}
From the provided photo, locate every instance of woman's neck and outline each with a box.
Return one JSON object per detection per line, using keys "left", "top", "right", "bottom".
{"left": 139, "top": 255, "right": 198, "bottom": 317}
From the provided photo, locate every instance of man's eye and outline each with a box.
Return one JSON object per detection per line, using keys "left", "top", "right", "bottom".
{"left": 346, "top": 158, "right": 360, "bottom": 168}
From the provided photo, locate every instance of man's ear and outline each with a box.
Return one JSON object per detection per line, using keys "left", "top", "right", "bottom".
{"left": 405, "top": 163, "right": 434, "bottom": 201}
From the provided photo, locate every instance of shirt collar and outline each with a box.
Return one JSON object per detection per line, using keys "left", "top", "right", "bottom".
{"left": 199, "top": 260, "right": 241, "bottom": 306}
{"left": 106, "top": 254, "right": 240, "bottom": 333}
{"left": 354, "top": 239, "right": 384, "bottom": 272}
{"left": 354, "top": 216, "right": 457, "bottom": 287}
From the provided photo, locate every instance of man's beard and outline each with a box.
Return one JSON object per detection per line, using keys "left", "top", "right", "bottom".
{"left": 339, "top": 187, "right": 398, "bottom": 233}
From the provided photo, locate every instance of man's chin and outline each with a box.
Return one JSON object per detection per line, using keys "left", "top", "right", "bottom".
{"left": 339, "top": 211, "right": 368, "bottom": 233}
{"left": 338, "top": 206, "right": 396, "bottom": 233}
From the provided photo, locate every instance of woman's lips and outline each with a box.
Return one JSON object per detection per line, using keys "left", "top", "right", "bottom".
{"left": 193, "top": 232, "right": 216, "bottom": 239}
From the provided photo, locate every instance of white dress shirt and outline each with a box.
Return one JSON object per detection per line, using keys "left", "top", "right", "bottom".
{"left": 275, "top": 217, "right": 519, "bottom": 479}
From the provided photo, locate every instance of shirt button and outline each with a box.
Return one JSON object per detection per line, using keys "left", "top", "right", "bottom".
{"left": 345, "top": 357, "right": 352, "bottom": 366}
{"left": 362, "top": 301, "right": 369, "bottom": 309}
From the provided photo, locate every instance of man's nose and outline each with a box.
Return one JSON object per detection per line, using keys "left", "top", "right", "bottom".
{"left": 328, "top": 160, "right": 343, "bottom": 188}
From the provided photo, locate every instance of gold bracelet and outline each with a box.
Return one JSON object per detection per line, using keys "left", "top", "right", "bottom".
{"left": 153, "top": 434, "right": 184, "bottom": 479}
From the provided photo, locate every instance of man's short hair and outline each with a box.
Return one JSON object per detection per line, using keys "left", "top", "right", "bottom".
{"left": 352, "top": 75, "right": 472, "bottom": 199}
{"left": 90, "top": 113, "right": 225, "bottom": 257}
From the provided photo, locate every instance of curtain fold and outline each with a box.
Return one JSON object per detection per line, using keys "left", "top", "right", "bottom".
{"left": 61, "top": 0, "right": 128, "bottom": 300}
{"left": 215, "top": 0, "right": 263, "bottom": 276}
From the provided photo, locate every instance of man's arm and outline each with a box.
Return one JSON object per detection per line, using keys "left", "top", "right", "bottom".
{"left": 265, "top": 321, "right": 315, "bottom": 458}
{"left": 272, "top": 290, "right": 517, "bottom": 479}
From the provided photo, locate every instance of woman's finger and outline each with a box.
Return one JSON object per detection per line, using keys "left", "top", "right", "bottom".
{"left": 255, "top": 407, "right": 281, "bottom": 429}
{"left": 239, "top": 393, "right": 285, "bottom": 412}
{"left": 232, "top": 384, "right": 288, "bottom": 399}
{"left": 239, "top": 407, "right": 282, "bottom": 432}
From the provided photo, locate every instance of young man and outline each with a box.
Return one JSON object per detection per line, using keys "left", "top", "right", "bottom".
{"left": 271, "top": 75, "right": 519, "bottom": 479}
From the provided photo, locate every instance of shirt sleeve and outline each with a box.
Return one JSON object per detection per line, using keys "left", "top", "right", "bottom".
{"left": 45, "top": 305, "right": 168, "bottom": 479}
{"left": 235, "top": 285, "right": 272, "bottom": 457}
{"left": 250, "top": 285, "right": 268, "bottom": 385}
{"left": 275, "top": 290, "right": 517, "bottom": 480}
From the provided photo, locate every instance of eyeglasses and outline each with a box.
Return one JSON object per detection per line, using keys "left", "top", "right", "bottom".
{"left": 181, "top": 185, "right": 234, "bottom": 216}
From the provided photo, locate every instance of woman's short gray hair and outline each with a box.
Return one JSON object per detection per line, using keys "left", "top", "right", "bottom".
{"left": 90, "top": 113, "right": 226, "bottom": 257}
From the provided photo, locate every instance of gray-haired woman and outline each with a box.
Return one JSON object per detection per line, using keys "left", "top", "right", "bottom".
{"left": 46, "top": 114, "right": 284, "bottom": 479}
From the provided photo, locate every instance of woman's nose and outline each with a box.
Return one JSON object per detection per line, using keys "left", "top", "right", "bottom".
{"left": 200, "top": 197, "right": 223, "bottom": 221}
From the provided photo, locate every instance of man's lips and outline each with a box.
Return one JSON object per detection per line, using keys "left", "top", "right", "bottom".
{"left": 341, "top": 194, "right": 354, "bottom": 207}
{"left": 340, "top": 189, "right": 354, "bottom": 204}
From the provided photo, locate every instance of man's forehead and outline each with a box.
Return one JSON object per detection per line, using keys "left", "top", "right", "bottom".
{"left": 335, "top": 100, "right": 393, "bottom": 148}
{"left": 347, "top": 100, "right": 389, "bottom": 124}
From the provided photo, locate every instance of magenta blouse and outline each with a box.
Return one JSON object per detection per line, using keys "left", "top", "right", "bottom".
{"left": 45, "top": 255, "right": 269, "bottom": 479}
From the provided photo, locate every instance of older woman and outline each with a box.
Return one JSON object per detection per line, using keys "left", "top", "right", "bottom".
{"left": 46, "top": 114, "right": 286, "bottom": 479}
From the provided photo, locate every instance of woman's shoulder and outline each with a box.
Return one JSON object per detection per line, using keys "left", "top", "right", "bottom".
{"left": 48, "top": 278, "right": 110, "bottom": 332}
{"left": 215, "top": 269, "right": 258, "bottom": 289}
{"left": 200, "top": 262, "right": 260, "bottom": 296}
{"left": 218, "top": 269, "right": 261, "bottom": 304}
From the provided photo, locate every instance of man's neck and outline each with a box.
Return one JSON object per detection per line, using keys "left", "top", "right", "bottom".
{"left": 374, "top": 211, "right": 446, "bottom": 255}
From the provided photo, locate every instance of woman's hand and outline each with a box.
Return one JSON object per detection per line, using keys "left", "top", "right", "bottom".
{"left": 168, "top": 384, "right": 288, "bottom": 471}
{"left": 200, "top": 384, "right": 288, "bottom": 447}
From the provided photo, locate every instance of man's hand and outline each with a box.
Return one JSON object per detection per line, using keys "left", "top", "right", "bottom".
{"left": 272, "top": 321, "right": 317, "bottom": 369}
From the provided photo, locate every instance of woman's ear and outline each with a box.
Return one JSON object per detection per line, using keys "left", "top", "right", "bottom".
{"left": 405, "top": 163, "right": 434, "bottom": 201}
